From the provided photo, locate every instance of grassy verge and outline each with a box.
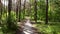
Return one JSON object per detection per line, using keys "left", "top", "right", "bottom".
{"left": 0, "top": 28, "right": 3, "bottom": 34}
{"left": 34, "top": 23, "right": 60, "bottom": 34}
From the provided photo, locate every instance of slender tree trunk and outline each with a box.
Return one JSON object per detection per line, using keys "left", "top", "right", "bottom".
{"left": 7, "top": 0, "right": 12, "bottom": 31}
{"left": 23, "top": 0, "right": 26, "bottom": 19}
{"left": 8, "top": 0, "right": 12, "bottom": 15}
{"left": 18, "top": 0, "right": 21, "bottom": 22}
{"left": 34, "top": 0, "right": 37, "bottom": 23}
{"left": 45, "top": 0, "right": 48, "bottom": 24}
{"left": 0, "top": 0, "right": 2, "bottom": 25}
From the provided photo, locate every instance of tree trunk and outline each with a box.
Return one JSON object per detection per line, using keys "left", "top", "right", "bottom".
{"left": 0, "top": 0, "right": 2, "bottom": 25}
{"left": 45, "top": 0, "right": 48, "bottom": 24}
{"left": 34, "top": 0, "right": 37, "bottom": 23}
{"left": 8, "top": 0, "right": 12, "bottom": 15}
{"left": 23, "top": 0, "right": 26, "bottom": 19}
{"left": 18, "top": 0, "right": 21, "bottom": 22}
{"left": 7, "top": 0, "right": 12, "bottom": 31}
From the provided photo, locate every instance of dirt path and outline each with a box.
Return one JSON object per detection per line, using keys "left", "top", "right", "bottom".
{"left": 16, "top": 17, "right": 39, "bottom": 34}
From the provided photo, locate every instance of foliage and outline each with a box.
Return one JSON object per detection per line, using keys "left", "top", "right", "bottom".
{"left": 0, "top": 0, "right": 60, "bottom": 34}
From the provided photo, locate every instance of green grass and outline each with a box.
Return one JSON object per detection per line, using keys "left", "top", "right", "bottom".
{"left": 0, "top": 28, "right": 3, "bottom": 34}
{"left": 35, "top": 23, "right": 60, "bottom": 34}
{"left": 0, "top": 31, "right": 3, "bottom": 34}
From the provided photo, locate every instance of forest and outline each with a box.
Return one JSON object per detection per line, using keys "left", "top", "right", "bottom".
{"left": 0, "top": 0, "right": 60, "bottom": 34}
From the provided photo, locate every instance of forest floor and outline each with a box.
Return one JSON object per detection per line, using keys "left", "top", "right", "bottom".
{"left": 0, "top": 28, "right": 3, "bottom": 34}
{"left": 0, "top": 22, "right": 60, "bottom": 34}
{"left": 34, "top": 22, "right": 60, "bottom": 34}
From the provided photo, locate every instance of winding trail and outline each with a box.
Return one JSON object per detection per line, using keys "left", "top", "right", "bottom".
{"left": 16, "top": 17, "right": 39, "bottom": 34}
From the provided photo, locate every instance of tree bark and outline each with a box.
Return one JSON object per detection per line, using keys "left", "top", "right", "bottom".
{"left": 7, "top": 0, "right": 12, "bottom": 31}
{"left": 8, "top": 0, "right": 12, "bottom": 15}
{"left": 18, "top": 0, "right": 21, "bottom": 22}
{"left": 0, "top": 0, "right": 2, "bottom": 25}
{"left": 34, "top": 0, "right": 37, "bottom": 23}
{"left": 45, "top": 0, "right": 48, "bottom": 24}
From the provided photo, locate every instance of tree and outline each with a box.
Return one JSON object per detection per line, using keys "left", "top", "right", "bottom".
{"left": 0, "top": 0, "right": 2, "bottom": 26}
{"left": 45, "top": 0, "right": 48, "bottom": 24}
{"left": 18, "top": 0, "right": 21, "bottom": 22}
{"left": 7, "top": 0, "right": 12, "bottom": 31}
{"left": 34, "top": 0, "right": 37, "bottom": 23}
{"left": 16, "top": 0, "right": 21, "bottom": 22}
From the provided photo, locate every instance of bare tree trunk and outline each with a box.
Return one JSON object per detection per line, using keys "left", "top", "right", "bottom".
{"left": 0, "top": 0, "right": 2, "bottom": 25}
{"left": 23, "top": 0, "right": 26, "bottom": 19}
{"left": 18, "top": 0, "right": 21, "bottom": 22}
{"left": 7, "top": 0, "right": 12, "bottom": 31}
{"left": 8, "top": 0, "right": 12, "bottom": 15}
{"left": 34, "top": 0, "right": 37, "bottom": 23}
{"left": 45, "top": 0, "right": 48, "bottom": 24}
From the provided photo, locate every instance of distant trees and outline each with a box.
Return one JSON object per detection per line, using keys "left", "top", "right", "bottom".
{"left": 0, "top": 0, "right": 60, "bottom": 28}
